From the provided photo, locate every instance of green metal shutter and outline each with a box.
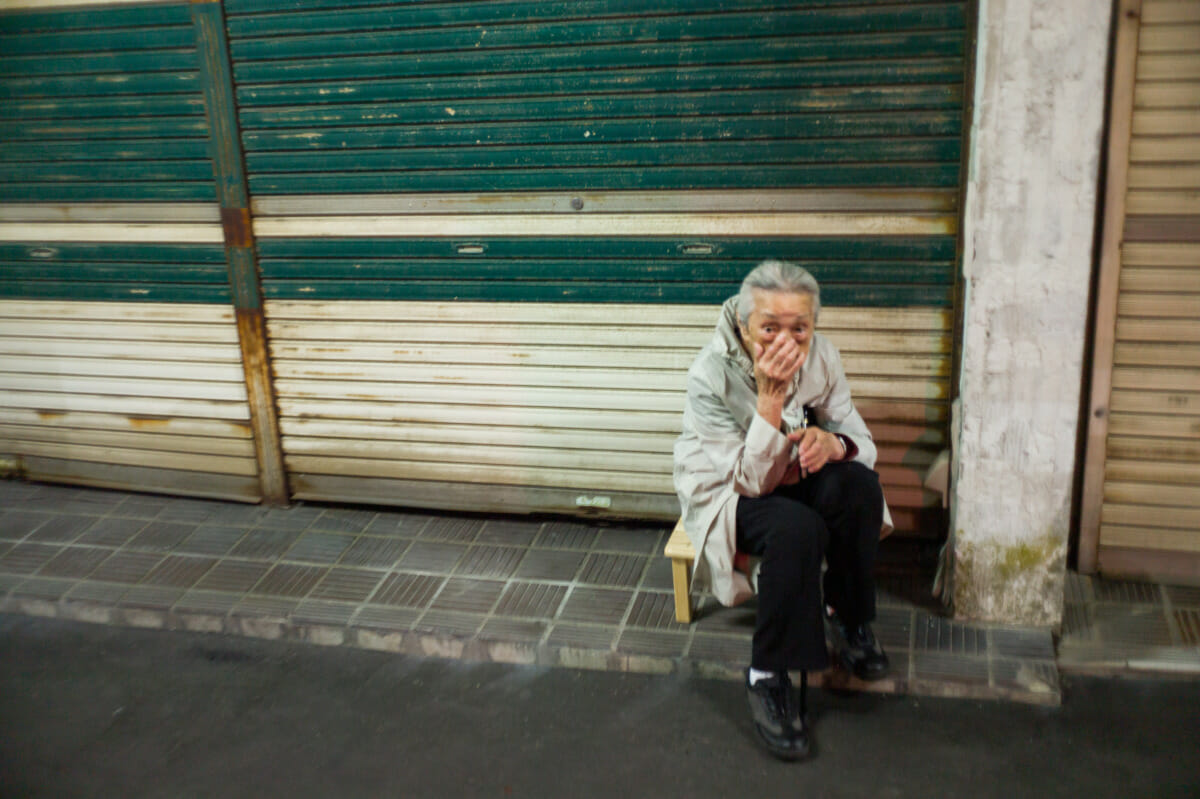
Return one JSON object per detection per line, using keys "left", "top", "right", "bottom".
{"left": 226, "top": 0, "right": 962, "bottom": 195}
{"left": 225, "top": 0, "right": 968, "bottom": 532}
{"left": 0, "top": 3, "right": 260, "bottom": 502}
{"left": 0, "top": 4, "right": 215, "bottom": 203}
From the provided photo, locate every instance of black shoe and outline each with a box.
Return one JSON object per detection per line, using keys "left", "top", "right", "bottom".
{"left": 744, "top": 669, "right": 811, "bottom": 761}
{"left": 827, "top": 613, "right": 890, "bottom": 681}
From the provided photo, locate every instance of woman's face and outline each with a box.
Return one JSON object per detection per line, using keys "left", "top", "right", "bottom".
{"left": 738, "top": 289, "right": 815, "bottom": 365}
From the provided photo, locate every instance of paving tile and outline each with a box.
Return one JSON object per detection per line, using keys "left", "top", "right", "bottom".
{"left": 0, "top": 482, "right": 41, "bottom": 502}
{"left": 558, "top": 587, "right": 633, "bottom": 626}
{"left": 988, "top": 626, "right": 1055, "bottom": 660}
{"left": 416, "top": 610, "right": 486, "bottom": 636}
{"left": 687, "top": 633, "right": 748, "bottom": 663}
{"left": 353, "top": 605, "right": 420, "bottom": 632}
{"left": 991, "top": 658, "right": 1059, "bottom": 694}
{"left": 455, "top": 545, "right": 524, "bottom": 579}
{"left": 194, "top": 560, "right": 270, "bottom": 593}
{"left": 202, "top": 503, "right": 272, "bottom": 527}
{"left": 65, "top": 580, "right": 129, "bottom": 604}
{"left": 1092, "top": 579, "right": 1161, "bottom": 605}
{"left": 0, "top": 574, "right": 22, "bottom": 597}
{"left": 13, "top": 577, "right": 74, "bottom": 601}
{"left": 638, "top": 557, "right": 675, "bottom": 591}
{"left": 26, "top": 515, "right": 97, "bottom": 544}
{"left": 873, "top": 606, "right": 914, "bottom": 649}
{"left": 913, "top": 614, "right": 987, "bottom": 655}
{"left": 364, "top": 511, "right": 431, "bottom": 537}
{"left": 230, "top": 529, "right": 301, "bottom": 560}
{"left": 256, "top": 505, "right": 322, "bottom": 531}
{"left": 625, "top": 591, "right": 677, "bottom": 630}
{"left": 419, "top": 517, "right": 483, "bottom": 543}
{"left": 127, "top": 521, "right": 197, "bottom": 552}
{"left": 546, "top": 623, "right": 616, "bottom": 650}
{"left": 1061, "top": 603, "right": 1093, "bottom": 640}
{"left": 536, "top": 521, "right": 598, "bottom": 550}
{"left": 617, "top": 629, "right": 689, "bottom": 657}
{"left": 309, "top": 567, "right": 385, "bottom": 603}
{"left": 397, "top": 541, "right": 466, "bottom": 573}
{"left": 177, "top": 526, "right": 248, "bottom": 557}
{"left": 578, "top": 553, "right": 646, "bottom": 588}
{"left": 157, "top": 498, "right": 221, "bottom": 523}
{"left": 594, "top": 527, "right": 663, "bottom": 555}
{"left": 912, "top": 650, "right": 990, "bottom": 682}
{"left": 0, "top": 511, "right": 50, "bottom": 540}
{"left": 692, "top": 599, "right": 756, "bottom": 636}
{"left": 371, "top": 572, "right": 444, "bottom": 608}
{"left": 339, "top": 536, "right": 410, "bottom": 569}
{"left": 284, "top": 532, "right": 355, "bottom": 564}
{"left": 88, "top": 551, "right": 163, "bottom": 584}
{"left": 513, "top": 549, "right": 585, "bottom": 581}
{"left": 479, "top": 618, "right": 547, "bottom": 642}
{"left": 309, "top": 508, "right": 378, "bottom": 534}
{"left": 37, "top": 547, "right": 113, "bottom": 579}
{"left": 111, "top": 496, "right": 169, "bottom": 519}
{"left": 1175, "top": 609, "right": 1200, "bottom": 646}
{"left": 476, "top": 519, "right": 539, "bottom": 547}
{"left": 1165, "top": 585, "right": 1200, "bottom": 608}
{"left": 293, "top": 600, "right": 358, "bottom": 627}
{"left": 63, "top": 488, "right": 125, "bottom": 507}
{"left": 252, "top": 563, "right": 328, "bottom": 598}
{"left": 495, "top": 582, "right": 567, "bottom": 618}
{"left": 1092, "top": 605, "right": 1172, "bottom": 647}
{"left": 174, "top": 589, "right": 240, "bottom": 616}
{"left": 142, "top": 555, "right": 218, "bottom": 589}
{"left": 118, "top": 585, "right": 184, "bottom": 610}
{"left": 430, "top": 577, "right": 504, "bottom": 614}
{"left": 76, "top": 517, "right": 149, "bottom": 548}
{"left": 1063, "top": 571, "right": 1092, "bottom": 604}
{"left": 231, "top": 595, "right": 297, "bottom": 618}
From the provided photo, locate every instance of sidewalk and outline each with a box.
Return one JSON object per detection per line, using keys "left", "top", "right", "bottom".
{"left": 1, "top": 479, "right": 1194, "bottom": 706}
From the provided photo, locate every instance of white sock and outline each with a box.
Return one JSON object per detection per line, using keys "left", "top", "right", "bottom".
{"left": 748, "top": 667, "right": 775, "bottom": 686}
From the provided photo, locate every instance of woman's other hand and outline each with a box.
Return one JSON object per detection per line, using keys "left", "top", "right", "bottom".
{"left": 787, "top": 427, "right": 845, "bottom": 476}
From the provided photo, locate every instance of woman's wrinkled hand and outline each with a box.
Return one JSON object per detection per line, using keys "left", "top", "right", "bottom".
{"left": 787, "top": 427, "right": 845, "bottom": 477}
{"left": 752, "top": 335, "right": 805, "bottom": 399}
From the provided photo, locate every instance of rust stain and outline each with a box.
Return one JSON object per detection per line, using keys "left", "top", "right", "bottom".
{"left": 128, "top": 416, "right": 171, "bottom": 430}
{"left": 221, "top": 207, "right": 254, "bottom": 248}
{"left": 35, "top": 410, "right": 66, "bottom": 421}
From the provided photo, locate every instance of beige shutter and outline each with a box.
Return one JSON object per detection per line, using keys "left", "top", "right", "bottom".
{"left": 1081, "top": 0, "right": 1200, "bottom": 582}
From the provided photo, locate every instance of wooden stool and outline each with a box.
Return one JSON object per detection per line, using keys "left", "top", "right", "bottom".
{"left": 664, "top": 517, "right": 695, "bottom": 623}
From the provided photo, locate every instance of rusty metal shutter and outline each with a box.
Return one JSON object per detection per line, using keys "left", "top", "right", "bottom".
{"left": 223, "top": 0, "right": 970, "bottom": 531}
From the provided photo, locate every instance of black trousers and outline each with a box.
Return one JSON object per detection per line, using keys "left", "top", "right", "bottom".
{"left": 735, "top": 461, "right": 884, "bottom": 672}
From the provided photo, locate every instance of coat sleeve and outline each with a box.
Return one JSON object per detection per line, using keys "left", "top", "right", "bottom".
{"left": 813, "top": 344, "right": 879, "bottom": 470}
{"left": 684, "top": 368, "right": 792, "bottom": 498}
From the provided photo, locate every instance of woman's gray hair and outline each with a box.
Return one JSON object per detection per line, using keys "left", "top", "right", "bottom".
{"left": 736, "top": 260, "right": 821, "bottom": 325}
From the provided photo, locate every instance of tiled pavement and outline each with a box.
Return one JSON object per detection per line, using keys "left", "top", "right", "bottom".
{"left": 3, "top": 481, "right": 1190, "bottom": 707}
{"left": 1059, "top": 571, "right": 1200, "bottom": 675}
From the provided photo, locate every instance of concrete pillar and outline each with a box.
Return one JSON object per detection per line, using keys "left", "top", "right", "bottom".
{"left": 950, "top": 0, "right": 1112, "bottom": 626}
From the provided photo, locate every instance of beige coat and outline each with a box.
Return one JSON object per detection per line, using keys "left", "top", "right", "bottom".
{"left": 673, "top": 297, "right": 893, "bottom": 607}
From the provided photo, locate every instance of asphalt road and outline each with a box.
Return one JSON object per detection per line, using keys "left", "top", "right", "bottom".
{"left": 0, "top": 614, "right": 1197, "bottom": 799}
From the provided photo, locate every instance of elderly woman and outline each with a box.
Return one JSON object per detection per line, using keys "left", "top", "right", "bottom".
{"left": 674, "top": 260, "right": 891, "bottom": 761}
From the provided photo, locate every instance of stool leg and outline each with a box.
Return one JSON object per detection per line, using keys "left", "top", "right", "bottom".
{"left": 671, "top": 558, "right": 693, "bottom": 623}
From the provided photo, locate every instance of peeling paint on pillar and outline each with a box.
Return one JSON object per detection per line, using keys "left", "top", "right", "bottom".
{"left": 950, "top": 0, "right": 1111, "bottom": 627}
{"left": 192, "top": 0, "right": 288, "bottom": 504}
